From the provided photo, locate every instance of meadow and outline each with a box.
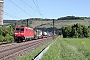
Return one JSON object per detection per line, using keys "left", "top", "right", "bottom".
{"left": 64, "top": 38, "right": 90, "bottom": 50}
{"left": 41, "top": 37, "right": 90, "bottom": 60}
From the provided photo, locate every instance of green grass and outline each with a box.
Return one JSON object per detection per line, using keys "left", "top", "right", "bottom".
{"left": 64, "top": 38, "right": 90, "bottom": 60}
{"left": 16, "top": 40, "right": 54, "bottom": 60}
{"left": 64, "top": 38, "right": 90, "bottom": 50}
{"left": 40, "top": 36, "right": 61, "bottom": 60}
{"left": 41, "top": 37, "right": 90, "bottom": 60}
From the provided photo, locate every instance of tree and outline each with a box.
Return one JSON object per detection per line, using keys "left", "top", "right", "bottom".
{"left": 71, "top": 28, "right": 78, "bottom": 38}
{"left": 57, "top": 16, "right": 85, "bottom": 20}
{"left": 62, "top": 23, "right": 90, "bottom": 38}
{"left": 0, "top": 35, "right": 4, "bottom": 42}
{"left": 62, "top": 26, "right": 72, "bottom": 38}
{"left": 82, "top": 26, "right": 90, "bottom": 37}
{"left": 0, "top": 25, "right": 14, "bottom": 43}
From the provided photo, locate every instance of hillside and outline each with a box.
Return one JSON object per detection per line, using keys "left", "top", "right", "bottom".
{"left": 36, "top": 19, "right": 90, "bottom": 28}
{"left": 3, "top": 19, "right": 90, "bottom": 28}
{"left": 30, "top": 20, "right": 52, "bottom": 28}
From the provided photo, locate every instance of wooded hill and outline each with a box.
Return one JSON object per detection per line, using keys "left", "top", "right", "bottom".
{"left": 3, "top": 16, "right": 90, "bottom": 28}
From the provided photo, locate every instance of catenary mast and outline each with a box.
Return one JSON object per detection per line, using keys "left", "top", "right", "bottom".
{"left": 0, "top": 0, "right": 3, "bottom": 25}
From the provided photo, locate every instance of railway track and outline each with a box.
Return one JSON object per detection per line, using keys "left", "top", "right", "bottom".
{"left": 0, "top": 37, "right": 53, "bottom": 60}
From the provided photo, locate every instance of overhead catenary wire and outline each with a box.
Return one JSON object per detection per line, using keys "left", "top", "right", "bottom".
{"left": 20, "top": 0, "right": 41, "bottom": 17}
{"left": 4, "top": 7, "right": 24, "bottom": 19}
{"left": 4, "top": 14, "right": 14, "bottom": 19}
{"left": 4, "top": 12, "right": 20, "bottom": 19}
{"left": 33, "top": 0, "right": 43, "bottom": 17}
{"left": 20, "top": 0, "right": 35, "bottom": 16}
{"left": 36, "top": 0, "right": 42, "bottom": 15}
{"left": 8, "top": 0, "right": 32, "bottom": 17}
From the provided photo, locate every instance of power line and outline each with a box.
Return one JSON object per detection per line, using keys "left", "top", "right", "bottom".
{"left": 4, "top": 12, "right": 20, "bottom": 19}
{"left": 20, "top": 0, "right": 35, "bottom": 16}
{"left": 9, "top": 0, "right": 32, "bottom": 17}
{"left": 20, "top": 0, "right": 41, "bottom": 16}
{"left": 4, "top": 7, "right": 24, "bottom": 19}
{"left": 33, "top": 0, "right": 43, "bottom": 17}
{"left": 36, "top": 0, "right": 41, "bottom": 13}
{"left": 4, "top": 14, "right": 14, "bottom": 19}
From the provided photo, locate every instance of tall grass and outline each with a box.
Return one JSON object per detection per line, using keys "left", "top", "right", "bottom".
{"left": 64, "top": 38, "right": 90, "bottom": 60}
{"left": 41, "top": 36, "right": 61, "bottom": 60}
{"left": 41, "top": 37, "right": 90, "bottom": 60}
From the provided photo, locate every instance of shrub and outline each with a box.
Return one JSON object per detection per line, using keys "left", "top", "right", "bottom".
{"left": 0, "top": 24, "right": 14, "bottom": 43}
{"left": 62, "top": 23, "right": 90, "bottom": 38}
{"left": 0, "top": 35, "right": 5, "bottom": 42}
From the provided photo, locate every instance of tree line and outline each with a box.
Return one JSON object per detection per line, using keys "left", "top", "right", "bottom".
{"left": 0, "top": 24, "right": 15, "bottom": 44}
{"left": 57, "top": 16, "right": 87, "bottom": 20}
{"left": 28, "top": 16, "right": 88, "bottom": 20}
{"left": 62, "top": 23, "right": 90, "bottom": 38}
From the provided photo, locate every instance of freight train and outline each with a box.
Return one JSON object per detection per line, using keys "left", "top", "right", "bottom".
{"left": 14, "top": 26, "right": 43, "bottom": 42}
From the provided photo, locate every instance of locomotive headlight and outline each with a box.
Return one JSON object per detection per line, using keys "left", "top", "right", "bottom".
{"left": 15, "top": 33, "right": 18, "bottom": 34}
{"left": 21, "top": 33, "right": 24, "bottom": 35}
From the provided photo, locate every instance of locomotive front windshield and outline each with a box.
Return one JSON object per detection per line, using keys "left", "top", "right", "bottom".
{"left": 16, "top": 28, "right": 24, "bottom": 31}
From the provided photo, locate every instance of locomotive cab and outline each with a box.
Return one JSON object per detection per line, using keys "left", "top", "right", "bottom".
{"left": 14, "top": 26, "right": 34, "bottom": 42}
{"left": 14, "top": 27, "right": 25, "bottom": 42}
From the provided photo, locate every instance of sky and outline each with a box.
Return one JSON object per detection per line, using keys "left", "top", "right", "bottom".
{"left": 3, "top": 0, "right": 90, "bottom": 20}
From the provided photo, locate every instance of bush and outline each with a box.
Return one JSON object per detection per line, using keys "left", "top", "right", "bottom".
{"left": 5, "top": 34, "right": 14, "bottom": 43}
{"left": 0, "top": 24, "right": 14, "bottom": 43}
{"left": 62, "top": 23, "right": 90, "bottom": 38}
{"left": 0, "top": 35, "right": 5, "bottom": 42}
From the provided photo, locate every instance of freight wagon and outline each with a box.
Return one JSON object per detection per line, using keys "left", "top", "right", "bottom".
{"left": 34, "top": 29, "right": 43, "bottom": 39}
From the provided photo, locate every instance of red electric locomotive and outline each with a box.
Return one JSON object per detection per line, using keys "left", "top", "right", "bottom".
{"left": 14, "top": 26, "right": 34, "bottom": 42}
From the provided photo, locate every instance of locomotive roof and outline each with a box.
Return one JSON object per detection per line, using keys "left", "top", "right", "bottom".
{"left": 26, "top": 27, "right": 33, "bottom": 30}
{"left": 15, "top": 26, "right": 33, "bottom": 30}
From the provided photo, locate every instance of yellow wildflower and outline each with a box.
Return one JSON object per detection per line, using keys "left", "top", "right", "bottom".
{"left": 82, "top": 41, "right": 85, "bottom": 45}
